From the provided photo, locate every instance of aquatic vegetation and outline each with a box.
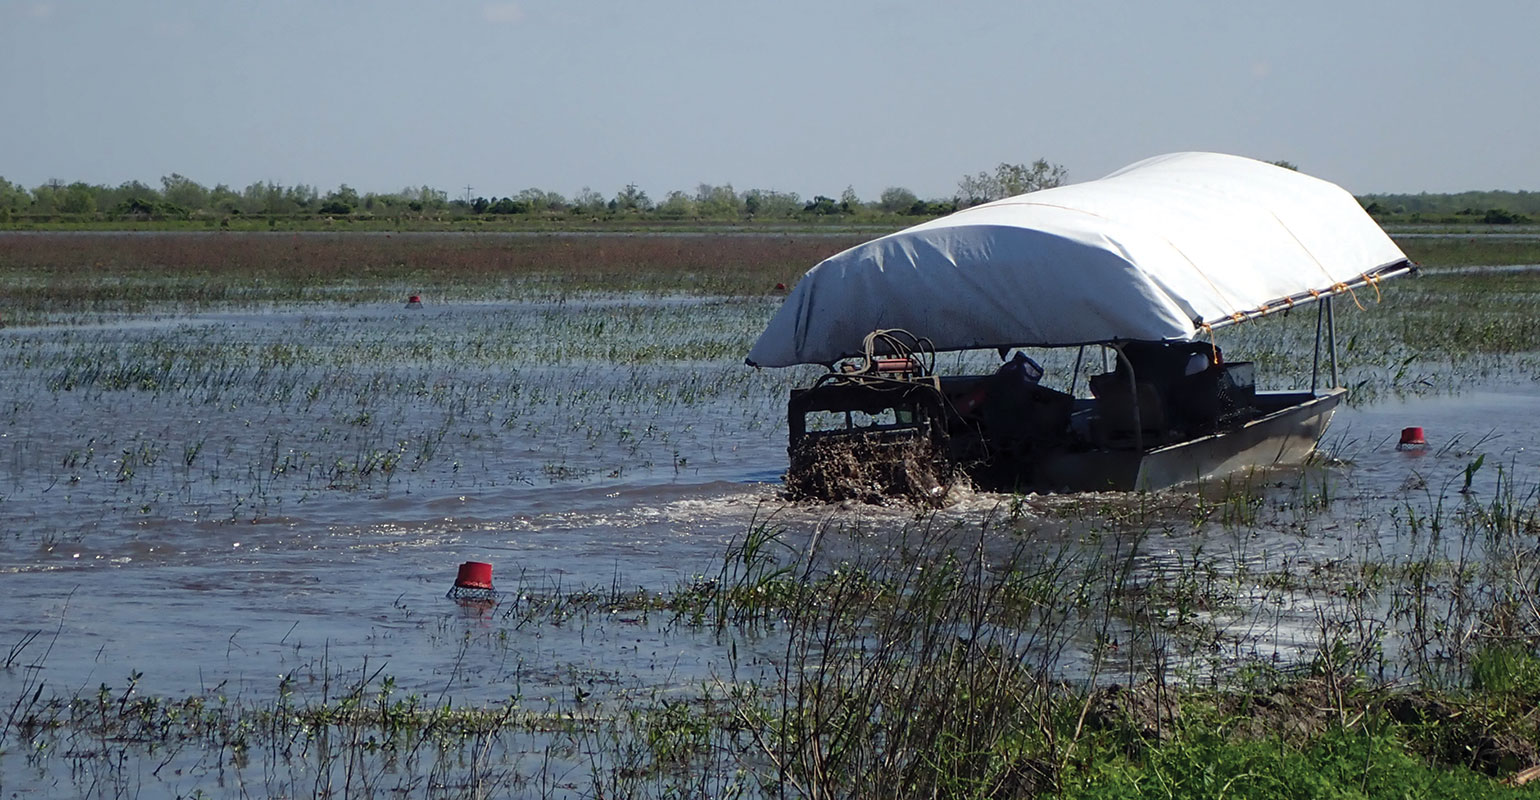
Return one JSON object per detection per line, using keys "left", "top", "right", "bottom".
{"left": 0, "top": 231, "right": 869, "bottom": 324}
{"left": 0, "top": 298, "right": 822, "bottom": 538}
{"left": 1398, "top": 235, "right": 1540, "bottom": 269}
{"left": 4, "top": 231, "right": 1540, "bottom": 796}
{"left": 11, "top": 480, "right": 1540, "bottom": 796}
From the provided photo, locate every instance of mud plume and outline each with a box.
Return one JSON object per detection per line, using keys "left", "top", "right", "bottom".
{"left": 783, "top": 433, "right": 957, "bottom": 506}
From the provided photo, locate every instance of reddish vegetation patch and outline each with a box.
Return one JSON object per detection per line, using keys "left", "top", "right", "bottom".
{"left": 0, "top": 232, "right": 869, "bottom": 297}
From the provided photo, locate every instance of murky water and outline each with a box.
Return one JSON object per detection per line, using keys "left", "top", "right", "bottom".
{"left": 0, "top": 300, "right": 800, "bottom": 701}
{"left": 2, "top": 297, "right": 1538, "bottom": 795}
{"left": 1, "top": 300, "right": 1537, "bottom": 688}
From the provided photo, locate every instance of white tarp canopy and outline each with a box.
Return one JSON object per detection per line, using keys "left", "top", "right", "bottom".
{"left": 746, "top": 152, "right": 1411, "bottom": 368}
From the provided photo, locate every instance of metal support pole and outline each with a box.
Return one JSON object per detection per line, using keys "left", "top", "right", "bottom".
{"left": 1326, "top": 295, "right": 1340, "bottom": 388}
{"left": 1110, "top": 343, "right": 1142, "bottom": 454}
{"left": 1311, "top": 300, "right": 1324, "bottom": 393}
{"left": 1070, "top": 345, "right": 1086, "bottom": 397}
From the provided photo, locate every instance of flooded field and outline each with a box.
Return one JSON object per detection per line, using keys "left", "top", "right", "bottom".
{"left": 3, "top": 233, "right": 1540, "bottom": 797}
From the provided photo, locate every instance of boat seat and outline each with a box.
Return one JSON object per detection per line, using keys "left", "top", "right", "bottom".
{"left": 1088, "top": 374, "right": 1168, "bottom": 447}
{"left": 1169, "top": 361, "right": 1257, "bottom": 432}
{"left": 982, "top": 380, "right": 1073, "bottom": 446}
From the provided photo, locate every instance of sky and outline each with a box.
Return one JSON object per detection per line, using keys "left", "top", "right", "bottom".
{"left": 2, "top": 1, "right": 1537, "bottom": 201}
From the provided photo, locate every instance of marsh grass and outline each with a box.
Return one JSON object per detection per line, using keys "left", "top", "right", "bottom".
{"left": 6, "top": 232, "right": 1540, "bottom": 796}
{"left": 0, "top": 296, "right": 815, "bottom": 539}
{"left": 1399, "top": 236, "right": 1540, "bottom": 269}
{"left": 7, "top": 667, "right": 568, "bottom": 798}
{"left": 724, "top": 481, "right": 1540, "bottom": 796}
{"left": 10, "top": 473, "right": 1540, "bottom": 797}
{"left": 417, "top": 474, "right": 1540, "bottom": 796}
{"left": 0, "top": 232, "right": 869, "bottom": 324}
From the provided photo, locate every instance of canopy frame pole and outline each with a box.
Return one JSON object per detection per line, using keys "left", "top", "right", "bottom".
{"left": 1109, "top": 343, "right": 1143, "bottom": 455}
{"left": 1070, "top": 345, "right": 1086, "bottom": 397}
{"left": 1326, "top": 295, "right": 1340, "bottom": 388}
{"left": 1311, "top": 301, "right": 1324, "bottom": 394}
{"left": 1199, "top": 261, "right": 1414, "bottom": 338}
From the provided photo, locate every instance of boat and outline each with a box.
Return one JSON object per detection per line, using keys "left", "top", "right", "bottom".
{"left": 746, "top": 152, "right": 1414, "bottom": 498}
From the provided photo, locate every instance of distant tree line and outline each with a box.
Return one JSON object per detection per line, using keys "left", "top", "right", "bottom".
{"left": 0, "top": 162, "right": 1073, "bottom": 226}
{"left": 1358, "top": 191, "right": 1539, "bottom": 224}
{"left": 1, "top": 165, "right": 1531, "bottom": 226}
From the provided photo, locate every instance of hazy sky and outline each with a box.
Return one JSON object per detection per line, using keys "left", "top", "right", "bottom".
{"left": 3, "top": 1, "right": 1537, "bottom": 200}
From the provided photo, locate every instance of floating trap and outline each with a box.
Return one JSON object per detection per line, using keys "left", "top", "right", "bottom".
{"left": 447, "top": 560, "right": 498, "bottom": 602}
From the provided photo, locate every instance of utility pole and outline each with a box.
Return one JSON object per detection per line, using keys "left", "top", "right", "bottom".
{"left": 463, "top": 185, "right": 474, "bottom": 205}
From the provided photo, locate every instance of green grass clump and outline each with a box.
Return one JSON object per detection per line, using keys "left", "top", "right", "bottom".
{"left": 1070, "top": 724, "right": 1539, "bottom": 799}
{"left": 1472, "top": 644, "right": 1540, "bottom": 699}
